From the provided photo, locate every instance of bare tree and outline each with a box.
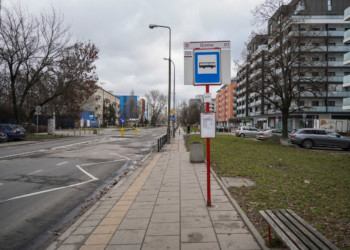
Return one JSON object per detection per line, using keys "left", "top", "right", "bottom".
{"left": 145, "top": 90, "right": 167, "bottom": 126}
{"left": 0, "top": 2, "right": 99, "bottom": 126}
{"left": 126, "top": 90, "right": 137, "bottom": 120}
{"left": 187, "top": 102, "right": 200, "bottom": 125}
{"left": 246, "top": 0, "right": 323, "bottom": 137}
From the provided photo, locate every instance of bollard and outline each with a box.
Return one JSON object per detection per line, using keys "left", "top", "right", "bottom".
{"left": 135, "top": 127, "right": 138, "bottom": 135}
{"left": 121, "top": 128, "right": 124, "bottom": 137}
{"left": 74, "top": 129, "right": 76, "bottom": 136}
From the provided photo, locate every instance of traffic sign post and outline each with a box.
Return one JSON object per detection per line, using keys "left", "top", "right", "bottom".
{"left": 184, "top": 40, "right": 231, "bottom": 206}
{"left": 120, "top": 117, "right": 125, "bottom": 136}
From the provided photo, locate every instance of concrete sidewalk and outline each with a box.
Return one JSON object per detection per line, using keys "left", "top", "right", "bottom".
{"left": 49, "top": 128, "right": 265, "bottom": 250}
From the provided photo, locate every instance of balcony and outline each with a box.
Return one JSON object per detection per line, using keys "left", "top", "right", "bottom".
{"left": 343, "top": 97, "right": 350, "bottom": 110}
{"left": 305, "top": 106, "right": 344, "bottom": 112}
{"left": 345, "top": 6, "right": 350, "bottom": 21}
{"left": 344, "top": 52, "right": 350, "bottom": 65}
{"left": 95, "top": 95, "right": 101, "bottom": 100}
{"left": 344, "top": 29, "right": 350, "bottom": 44}
{"left": 95, "top": 104, "right": 101, "bottom": 109}
{"left": 343, "top": 75, "right": 350, "bottom": 87}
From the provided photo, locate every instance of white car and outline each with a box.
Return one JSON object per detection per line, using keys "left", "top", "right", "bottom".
{"left": 235, "top": 126, "right": 259, "bottom": 138}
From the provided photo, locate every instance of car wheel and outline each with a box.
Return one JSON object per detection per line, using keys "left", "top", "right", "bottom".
{"left": 240, "top": 133, "right": 245, "bottom": 138}
{"left": 302, "top": 139, "right": 313, "bottom": 149}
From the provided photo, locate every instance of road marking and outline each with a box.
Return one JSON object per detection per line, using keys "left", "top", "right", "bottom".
{"left": 57, "top": 162, "right": 68, "bottom": 166}
{"left": 109, "top": 153, "right": 131, "bottom": 160}
{"left": 0, "top": 150, "right": 48, "bottom": 159}
{"left": 0, "top": 164, "right": 98, "bottom": 203}
{"left": 28, "top": 170, "right": 42, "bottom": 175}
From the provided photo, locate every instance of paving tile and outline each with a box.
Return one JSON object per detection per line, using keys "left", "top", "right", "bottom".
{"left": 181, "top": 206, "right": 208, "bottom": 217}
{"left": 109, "top": 230, "right": 145, "bottom": 245}
{"left": 209, "top": 210, "right": 239, "bottom": 221}
{"left": 105, "top": 245, "right": 141, "bottom": 250}
{"left": 111, "top": 205, "right": 131, "bottom": 211}
{"left": 207, "top": 203, "right": 234, "bottom": 211}
{"left": 151, "top": 212, "right": 179, "bottom": 223}
{"left": 106, "top": 210, "right": 127, "bottom": 218}
{"left": 181, "top": 199, "right": 205, "bottom": 208}
{"left": 146, "top": 222, "right": 180, "bottom": 236}
{"left": 79, "top": 220, "right": 101, "bottom": 228}
{"left": 181, "top": 216, "right": 212, "bottom": 228}
{"left": 118, "top": 218, "right": 150, "bottom": 230}
{"left": 56, "top": 245, "right": 77, "bottom": 250}
{"left": 153, "top": 204, "right": 180, "bottom": 213}
{"left": 99, "top": 217, "right": 123, "bottom": 226}
{"left": 181, "top": 228, "right": 217, "bottom": 243}
{"left": 160, "top": 186, "right": 179, "bottom": 192}
{"left": 217, "top": 233, "right": 260, "bottom": 250}
{"left": 80, "top": 245, "right": 106, "bottom": 250}
{"left": 125, "top": 208, "right": 153, "bottom": 219}
{"left": 87, "top": 213, "right": 106, "bottom": 221}
{"left": 63, "top": 235, "right": 87, "bottom": 244}
{"left": 115, "top": 200, "right": 133, "bottom": 207}
{"left": 142, "top": 236, "right": 180, "bottom": 250}
{"left": 158, "top": 191, "right": 179, "bottom": 198}
{"left": 156, "top": 197, "right": 179, "bottom": 205}
{"left": 130, "top": 201, "right": 154, "bottom": 210}
{"left": 213, "top": 221, "right": 249, "bottom": 234}
{"left": 135, "top": 194, "right": 157, "bottom": 202}
{"left": 93, "top": 225, "right": 118, "bottom": 234}
{"left": 181, "top": 242, "right": 221, "bottom": 250}
{"left": 84, "top": 233, "right": 113, "bottom": 245}
{"left": 72, "top": 226, "right": 95, "bottom": 235}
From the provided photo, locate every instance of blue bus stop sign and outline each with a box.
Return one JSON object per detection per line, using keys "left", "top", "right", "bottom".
{"left": 120, "top": 118, "right": 125, "bottom": 124}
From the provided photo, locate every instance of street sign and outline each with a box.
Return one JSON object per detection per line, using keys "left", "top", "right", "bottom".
{"left": 170, "top": 114, "right": 175, "bottom": 121}
{"left": 170, "top": 110, "right": 174, "bottom": 114}
{"left": 120, "top": 118, "right": 125, "bottom": 124}
{"left": 204, "top": 93, "right": 212, "bottom": 103}
{"left": 35, "top": 106, "right": 41, "bottom": 113}
{"left": 184, "top": 40, "right": 231, "bottom": 86}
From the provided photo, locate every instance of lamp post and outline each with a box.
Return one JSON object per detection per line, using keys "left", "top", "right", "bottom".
{"left": 164, "top": 58, "right": 175, "bottom": 137}
{"left": 149, "top": 24, "right": 171, "bottom": 144}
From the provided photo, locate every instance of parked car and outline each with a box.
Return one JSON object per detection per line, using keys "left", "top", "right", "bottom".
{"left": 0, "top": 124, "right": 26, "bottom": 140}
{"left": 256, "top": 129, "right": 282, "bottom": 140}
{"left": 235, "top": 126, "right": 259, "bottom": 138}
{"left": 0, "top": 131, "right": 8, "bottom": 142}
{"left": 288, "top": 128, "right": 350, "bottom": 150}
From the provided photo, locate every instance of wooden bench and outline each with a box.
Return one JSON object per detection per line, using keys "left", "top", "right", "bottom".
{"left": 259, "top": 209, "right": 338, "bottom": 249}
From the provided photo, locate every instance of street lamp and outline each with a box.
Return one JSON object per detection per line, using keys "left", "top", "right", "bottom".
{"left": 149, "top": 24, "right": 171, "bottom": 144}
{"left": 163, "top": 58, "right": 175, "bottom": 137}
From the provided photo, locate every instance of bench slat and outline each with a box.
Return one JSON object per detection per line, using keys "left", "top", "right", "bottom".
{"left": 260, "top": 210, "right": 305, "bottom": 250}
{"left": 275, "top": 210, "right": 319, "bottom": 249}
{"left": 286, "top": 210, "right": 338, "bottom": 250}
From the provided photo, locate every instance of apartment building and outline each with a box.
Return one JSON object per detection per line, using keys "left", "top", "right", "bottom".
{"left": 344, "top": 5, "right": 350, "bottom": 110}
{"left": 236, "top": 0, "right": 350, "bottom": 130}
{"left": 82, "top": 87, "right": 120, "bottom": 126}
{"left": 215, "top": 78, "right": 237, "bottom": 127}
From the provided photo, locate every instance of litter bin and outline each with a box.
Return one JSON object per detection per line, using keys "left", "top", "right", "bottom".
{"left": 189, "top": 142, "right": 204, "bottom": 163}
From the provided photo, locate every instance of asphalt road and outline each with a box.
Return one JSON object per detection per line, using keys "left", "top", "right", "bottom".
{"left": 0, "top": 127, "right": 166, "bottom": 250}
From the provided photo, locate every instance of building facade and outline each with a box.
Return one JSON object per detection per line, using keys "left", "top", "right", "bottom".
{"left": 236, "top": 0, "right": 350, "bottom": 130}
{"left": 82, "top": 87, "right": 120, "bottom": 126}
{"left": 215, "top": 78, "right": 237, "bottom": 127}
{"left": 117, "top": 95, "right": 138, "bottom": 121}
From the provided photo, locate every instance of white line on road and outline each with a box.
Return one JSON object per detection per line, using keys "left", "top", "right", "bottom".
{"left": 109, "top": 153, "right": 131, "bottom": 161}
{"left": 28, "top": 170, "right": 42, "bottom": 175}
{"left": 57, "top": 162, "right": 68, "bottom": 166}
{"left": 0, "top": 165, "right": 99, "bottom": 203}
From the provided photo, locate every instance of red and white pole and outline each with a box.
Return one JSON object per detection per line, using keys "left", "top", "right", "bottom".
{"left": 206, "top": 85, "right": 211, "bottom": 206}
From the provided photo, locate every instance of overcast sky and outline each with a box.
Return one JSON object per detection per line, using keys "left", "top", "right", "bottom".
{"left": 6, "top": 0, "right": 264, "bottom": 103}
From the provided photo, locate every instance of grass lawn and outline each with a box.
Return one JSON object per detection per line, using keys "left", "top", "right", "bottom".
{"left": 186, "top": 134, "right": 350, "bottom": 249}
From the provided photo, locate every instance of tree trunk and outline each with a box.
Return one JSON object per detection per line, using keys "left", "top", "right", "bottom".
{"left": 281, "top": 111, "right": 289, "bottom": 138}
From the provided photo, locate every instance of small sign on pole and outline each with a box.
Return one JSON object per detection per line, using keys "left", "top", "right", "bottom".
{"left": 200, "top": 112, "right": 216, "bottom": 138}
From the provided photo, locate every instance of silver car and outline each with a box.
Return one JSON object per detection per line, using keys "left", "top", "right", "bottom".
{"left": 256, "top": 129, "right": 282, "bottom": 141}
{"left": 288, "top": 128, "right": 350, "bottom": 150}
{"left": 235, "top": 126, "right": 259, "bottom": 138}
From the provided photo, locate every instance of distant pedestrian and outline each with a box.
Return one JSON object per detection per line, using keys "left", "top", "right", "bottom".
{"left": 187, "top": 124, "right": 190, "bottom": 134}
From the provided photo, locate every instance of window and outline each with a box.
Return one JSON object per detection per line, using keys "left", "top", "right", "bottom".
{"left": 300, "top": 57, "right": 305, "bottom": 61}
{"left": 328, "top": 43, "right": 336, "bottom": 46}
{"left": 328, "top": 57, "right": 336, "bottom": 61}
{"left": 312, "top": 72, "right": 320, "bottom": 76}
{"left": 300, "top": 86, "right": 305, "bottom": 91}
{"left": 327, "top": 101, "right": 335, "bottom": 106}
{"left": 313, "top": 42, "right": 320, "bottom": 46}
{"left": 300, "top": 72, "right": 305, "bottom": 77}
{"left": 328, "top": 27, "right": 336, "bottom": 31}
{"left": 298, "top": 101, "right": 305, "bottom": 106}
{"left": 344, "top": 72, "right": 350, "bottom": 76}
{"left": 312, "top": 57, "right": 319, "bottom": 61}
{"left": 328, "top": 0, "right": 332, "bottom": 11}
{"left": 312, "top": 101, "right": 319, "bottom": 106}
{"left": 328, "top": 72, "right": 336, "bottom": 76}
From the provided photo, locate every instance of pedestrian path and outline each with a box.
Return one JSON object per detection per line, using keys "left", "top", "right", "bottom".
{"left": 49, "top": 128, "right": 264, "bottom": 250}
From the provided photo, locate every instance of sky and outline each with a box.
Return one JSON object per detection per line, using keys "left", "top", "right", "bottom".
{"left": 4, "top": 0, "right": 264, "bottom": 103}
